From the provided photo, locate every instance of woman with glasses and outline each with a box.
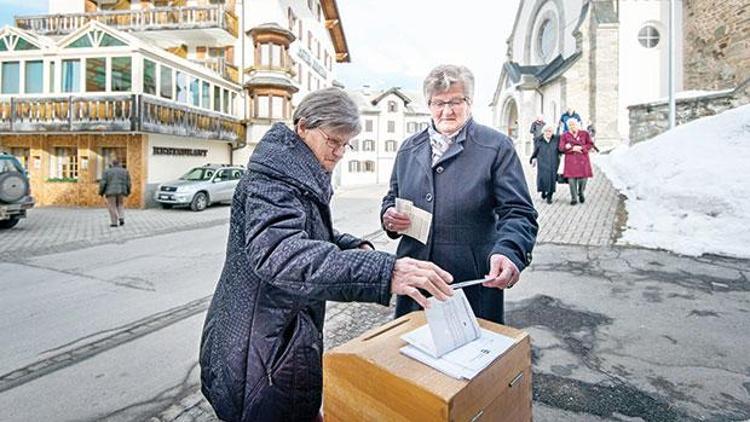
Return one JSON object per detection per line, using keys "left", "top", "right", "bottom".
{"left": 199, "top": 87, "right": 454, "bottom": 422}
{"left": 381, "top": 65, "right": 538, "bottom": 325}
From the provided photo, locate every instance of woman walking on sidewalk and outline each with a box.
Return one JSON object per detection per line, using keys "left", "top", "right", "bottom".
{"left": 558, "top": 118, "right": 593, "bottom": 205}
{"left": 530, "top": 124, "right": 560, "bottom": 204}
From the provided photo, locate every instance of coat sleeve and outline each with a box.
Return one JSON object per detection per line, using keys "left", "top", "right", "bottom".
{"left": 559, "top": 133, "right": 571, "bottom": 154}
{"left": 332, "top": 230, "right": 372, "bottom": 250}
{"left": 380, "top": 150, "right": 402, "bottom": 240}
{"left": 582, "top": 132, "right": 594, "bottom": 153}
{"left": 489, "top": 144, "right": 539, "bottom": 272}
{"left": 530, "top": 138, "right": 540, "bottom": 161}
{"left": 244, "top": 183, "right": 395, "bottom": 305}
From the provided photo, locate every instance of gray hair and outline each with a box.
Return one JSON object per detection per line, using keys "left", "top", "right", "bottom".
{"left": 423, "top": 64, "right": 475, "bottom": 103}
{"left": 567, "top": 118, "right": 580, "bottom": 126}
{"left": 542, "top": 124, "right": 555, "bottom": 132}
{"left": 293, "top": 87, "right": 361, "bottom": 136}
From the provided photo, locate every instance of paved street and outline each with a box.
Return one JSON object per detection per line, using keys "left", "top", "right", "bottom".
{"left": 2, "top": 169, "right": 749, "bottom": 421}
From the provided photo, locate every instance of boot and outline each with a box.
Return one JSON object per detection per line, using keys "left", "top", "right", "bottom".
{"left": 579, "top": 193, "right": 585, "bottom": 204}
{"left": 570, "top": 199, "right": 578, "bottom": 205}
{"left": 546, "top": 193, "right": 553, "bottom": 204}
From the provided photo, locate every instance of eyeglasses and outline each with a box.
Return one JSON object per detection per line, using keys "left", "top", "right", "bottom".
{"left": 428, "top": 97, "right": 469, "bottom": 111}
{"left": 318, "top": 128, "right": 353, "bottom": 152}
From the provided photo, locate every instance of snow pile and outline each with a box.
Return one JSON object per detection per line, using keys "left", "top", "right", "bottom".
{"left": 596, "top": 104, "right": 750, "bottom": 258}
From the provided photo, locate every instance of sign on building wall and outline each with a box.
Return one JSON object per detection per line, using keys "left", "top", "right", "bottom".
{"left": 152, "top": 147, "right": 208, "bottom": 157}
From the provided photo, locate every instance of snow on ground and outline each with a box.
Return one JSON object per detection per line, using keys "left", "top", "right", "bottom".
{"left": 596, "top": 104, "right": 750, "bottom": 258}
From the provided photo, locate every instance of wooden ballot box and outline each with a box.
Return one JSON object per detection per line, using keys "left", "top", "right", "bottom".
{"left": 323, "top": 311, "right": 531, "bottom": 421}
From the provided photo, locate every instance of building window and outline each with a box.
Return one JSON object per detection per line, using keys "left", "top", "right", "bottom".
{"left": 213, "top": 86, "right": 221, "bottom": 112}
{"left": 85, "top": 57, "right": 106, "bottom": 92}
{"left": 111, "top": 56, "right": 131, "bottom": 92}
{"left": 202, "top": 81, "right": 210, "bottom": 109}
{"left": 271, "top": 96, "right": 284, "bottom": 119}
{"left": 10, "top": 147, "right": 30, "bottom": 171}
{"left": 364, "top": 161, "right": 375, "bottom": 172}
{"left": 24, "top": 60, "right": 43, "bottom": 94}
{"left": 407, "top": 122, "right": 417, "bottom": 133}
{"left": 143, "top": 59, "right": 156, "bottom": 95}
{"left": 62, "top": 59, "right": 80, "bottom": 93}
{"left": 365, "top": 119, "right": 373, "bottom": 132}
{"left": 1, "top": 61, "right": 19, "bottom": 94}
{"left": 387, "top": 121, "right": 395, "bottom": 133}
{"left": 51, "top": 147, "right": 78, "bottom": 180}
{"left": 385, "top": 140, "right": 397, "bottom": 152}
{"left": 348, "top": 161, "right": 360, "bottom": 172}
{"left": 363, "top": 140, "right": 375, "bottom": 151}
{"left": 160, "top": 65, "right": 173, "bottom": 99}
{"left": 256, "top": 95, "right": 269, "bottom": 118}
{"left": 350, "top": 139, "right": 359, "bottom": 151}
{"left": 537, "top": 18, "right": 557, "bottom": 61}
{"left": 388, "top": 101, "right": 397, "bottom": 112}
{"left": 176, "top": 72, "right": 188, "bottom": 103}
{"left": 307, "top": 31, "right": 312, "bottom": 50}
{"left": 298, "top": 21, "right": 303, "bottom": 42}
{"left": 638, "top": 25, "right": 660, "bottom": 48}
{"left": 97, "top": 147, "right": 126, "bottom": 180}
{"left": 223, "top": 88, "right": 229, "bottom": 113}
{"left": 231, "top": 92, "right": 237, "bottom": 115}
{"left": 190, "top": 78, "right": 200, "bottom": 107}
{"left": 49, "top": 61, "right": 55, "bottom": 93}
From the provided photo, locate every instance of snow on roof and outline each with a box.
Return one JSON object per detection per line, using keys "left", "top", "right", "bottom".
{"left": 596, "top": 104, "right": 750, "bottom": 258}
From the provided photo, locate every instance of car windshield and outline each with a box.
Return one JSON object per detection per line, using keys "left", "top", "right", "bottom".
{"left": 180, "top": 168, "right": 215, "bottom": 181}
{"left": 0, "top": 158, "right": 23, "bottom": 174}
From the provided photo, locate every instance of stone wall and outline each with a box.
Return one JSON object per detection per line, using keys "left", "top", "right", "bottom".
{"left": 628, "top": 78, "right": 750, "bottom": 144}
{"left": 683, "top": 0, "right": 750, "bottom": 90}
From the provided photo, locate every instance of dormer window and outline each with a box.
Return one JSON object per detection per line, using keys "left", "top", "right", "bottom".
{"left": 388, "top": 101, "right": 398, "bottom": 113}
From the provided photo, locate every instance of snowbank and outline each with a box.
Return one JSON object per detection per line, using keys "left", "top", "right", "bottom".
{"left": 596, "top": 104, "right": 750, "bottom": 258}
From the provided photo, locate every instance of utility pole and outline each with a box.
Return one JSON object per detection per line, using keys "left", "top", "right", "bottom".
{"left": 668, "top": 0, "right": 676, "bottom": 129}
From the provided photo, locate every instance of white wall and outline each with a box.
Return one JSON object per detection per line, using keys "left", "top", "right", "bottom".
{"left": 147, "top": 134, "right": 231, "bottom": 183}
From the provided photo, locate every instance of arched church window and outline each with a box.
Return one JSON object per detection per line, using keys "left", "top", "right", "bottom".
{"left": 537, "top": 19, "right": 556, "bottom": 61}
{"left": 638, "top": 25, "right": 660, "bottom": 48}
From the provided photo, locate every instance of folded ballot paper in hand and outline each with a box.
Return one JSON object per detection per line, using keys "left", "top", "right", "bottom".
{"left": 395, "top": 198, "right": 432, "bottom": 245}
{"left": 400, "top": 289, "right": 516, "bottom": 380}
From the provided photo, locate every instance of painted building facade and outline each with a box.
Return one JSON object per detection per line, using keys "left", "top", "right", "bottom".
{"left": 336, "top": 87, "right": 430, "bottom": 187}
{"left": 2, "top": 0, "right": 349, "bottom": 207}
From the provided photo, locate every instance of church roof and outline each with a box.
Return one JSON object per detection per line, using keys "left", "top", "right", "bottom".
{"left": 503, "top": 51, "right": 583, "bottom": 87}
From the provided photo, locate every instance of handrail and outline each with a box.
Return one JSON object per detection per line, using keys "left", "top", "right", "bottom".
{"left": 15, "top": 6, "right": 238, "bottom": 37}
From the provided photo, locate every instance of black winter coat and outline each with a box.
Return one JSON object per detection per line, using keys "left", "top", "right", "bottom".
{"left": 382, "top": 119, "right": 538, "bottom": 324}
{"left": 200, "top": 123, "right": 396, "bottom": 422}
{"left": 530, "top": 135, "right": 561, "bottom": 194}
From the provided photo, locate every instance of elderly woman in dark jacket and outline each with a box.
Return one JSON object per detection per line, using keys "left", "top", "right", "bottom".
{"left": 381, "top": 65, "right": 538, "bottom": 325}
{"left": 530, "top": 124, "right": 560, "bottom": 204}
{"left": 199, "top": 88, "right": 453, "bottom": 422}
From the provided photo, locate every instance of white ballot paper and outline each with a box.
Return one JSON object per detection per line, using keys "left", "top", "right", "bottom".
{"left": 395, "top": 198, "right": 432, "bottom": 245}
{"left": 400, "top": 290, "right": 516, "bottom": 380}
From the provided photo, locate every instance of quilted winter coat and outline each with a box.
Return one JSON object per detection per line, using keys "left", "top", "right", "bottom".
{"left": 381, "top": 119, "right": 538, "bottom": 324}
{"left": 200, "top": 122, "right": 396, "bottom": 422}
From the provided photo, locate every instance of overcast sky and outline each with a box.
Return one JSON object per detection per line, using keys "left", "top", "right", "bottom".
{"left": 0, "top": 0, "right": 521, "bottom": 121}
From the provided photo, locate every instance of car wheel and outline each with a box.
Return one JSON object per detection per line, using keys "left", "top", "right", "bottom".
{"left": 160, "top": 203, "right": 173, "bottom": 209}
{"left": 0, "top": 217, "right": 20, "bottom": 229}
{"left": 190, "top": 192, "right": 208, "bottom": 212}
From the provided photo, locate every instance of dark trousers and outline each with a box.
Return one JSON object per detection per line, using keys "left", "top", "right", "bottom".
{"left": 568, "top": 178, "right": 587, "bottom": 200}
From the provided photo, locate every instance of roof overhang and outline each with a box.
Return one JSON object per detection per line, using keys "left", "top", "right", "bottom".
{"left": 320, "top": 0, "right": 350, "bottom": 63}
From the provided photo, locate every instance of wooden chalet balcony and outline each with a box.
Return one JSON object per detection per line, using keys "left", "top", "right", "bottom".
{"left": 191, "top": 58, "right": 239, "bottom": 84}
{"left": 0, "top": 94, "right": 245, "bottom": 144}
{"left": 15, "top": 6, "right": 238, "bottom": 44}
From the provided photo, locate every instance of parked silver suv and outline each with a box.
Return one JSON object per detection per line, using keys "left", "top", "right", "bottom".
{"left": 155, "top": 164, "right": 244, "bottom": 211}
{"left": 0, "top": 152, "right": 35, "bottom": 229}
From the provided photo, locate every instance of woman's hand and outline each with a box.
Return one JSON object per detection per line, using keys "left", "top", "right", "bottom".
{"left": 572, "top": 145, "right": 583, "bottom": 153}
{"left": 383, "top": 206, "right": 411, "bottom": 232}
{"left": 358, "top": 243, "right": 373, "bottom": 251}
{"left": 391, "top": 257, "right": 454, "bottom": 309}
{"left": 482, "top": 254, "right": 520, "bottom": 290}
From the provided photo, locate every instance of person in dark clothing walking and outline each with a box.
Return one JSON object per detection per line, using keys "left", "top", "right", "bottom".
{"left": 530, "top": 125, "right": 560, "bottom": 204}
{"left": 98, "top": 159, "right": 131, "bottom": 227}
{"left": 199, "top": 88, "right": 454, "bottom": 422}
{"left": 586, "top": 123, "right": 601, "bottom": 153}
{"left": 558, "top": 107, "right": 582, "bottom": 135}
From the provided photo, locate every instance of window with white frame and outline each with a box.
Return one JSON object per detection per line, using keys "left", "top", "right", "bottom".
{"left": 385, "top": 140, "right": 397, "bottom": 152}
{"left": 363, "top": 140, "right": 375, "bottom": 151}
{"left": 1, "top": 61, "right": 19, "bottom": 94}
{"left": 143, "top": 59, "right": 156, "bottom": 95}
{"left": 175, "top": 71, "right": 188, "bottom": 103}
{"left": 201, "top": 81, "right": 210, "bottom": 109}
{"left": 24, "top": 60, "right": 43, "bottom": 94}
{"left": 407, "top": 122, "right": 417, "bottom": 133}
{"left": 160, "top": 65, "right": 172, "bottom": 99}
{"left": 271, "top": 96, "right": 284, "bottom": 119}
{"left": 348, "top": 160, "right": 360, "bottom": 172}
{"left": 111, "top": 56, "right": 131, "bottom": 92}
{"left": 364, "top": 161, "right": 375, "bottom": 172}
{"left": 86, "top": 57, "right": 106, "bottom": 92}
{"left": 62, "top": 59, "right": 80, "bottom": 93}
{"left": 388, "top": 101, "right": 397, "bottom": 113}
{"left": 214, "top": 85, "right": 221, "bottom": 112}
{"left": 190, "top": 77, "right": 200, "bottom": 107}
{"left": 365, "top": 119, "right": 373, "bottom": 132}
{"left": 50, "top": 147, "right": 78, "bottom": 180}
{"left": 387, "top": 121, "right": 395, "bottom": 133}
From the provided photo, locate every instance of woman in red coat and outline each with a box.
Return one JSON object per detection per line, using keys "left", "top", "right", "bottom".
{"left": 558, "top": 118, "right": 593, "bottom": 205}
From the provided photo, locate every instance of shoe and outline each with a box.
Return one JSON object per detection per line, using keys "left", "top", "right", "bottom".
{"left": 110, "top": 223, "right": 118, "bottom": 227}
{"left": 546, "top": 195, "right": 553, "bottom": 204}
{"left": 541, "top": 192, "right": 547, "bottom": 199}
{"left": 119, "top": 218, "right": 125, "bottom": 226}
{"left": 570, "top": 200, "right": 578, "bottom": 205}
{"left": 579, "top": 193, "right": 585, "bottom": 204}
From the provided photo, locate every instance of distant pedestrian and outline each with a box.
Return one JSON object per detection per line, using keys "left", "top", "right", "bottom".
{"left": 529, "top": 114, "right": 545, "bottom": 140}
{"left": 530, "top": 124, "right": 560, "bottom": 204}
{"left": 558, "top": 107, "right": 582, "bottom": 135}
{"left": 586, "top": 123, "right": 600, "bottom": 153}
{"left": 99, "top": 159, "right": 131, "bottom": 227}
{"left": 559, "top": 118, "right": 594, "bottom": 205}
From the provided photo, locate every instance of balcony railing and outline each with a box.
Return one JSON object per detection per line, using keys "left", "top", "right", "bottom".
{"left": 190, "top": 58, "right": 239, "bottom": 84}
{"left": 0, "top": 94, "right": 244, "bottom": 144}
{"left": 15, "top": 6, "right": 239, "bottom": 38}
